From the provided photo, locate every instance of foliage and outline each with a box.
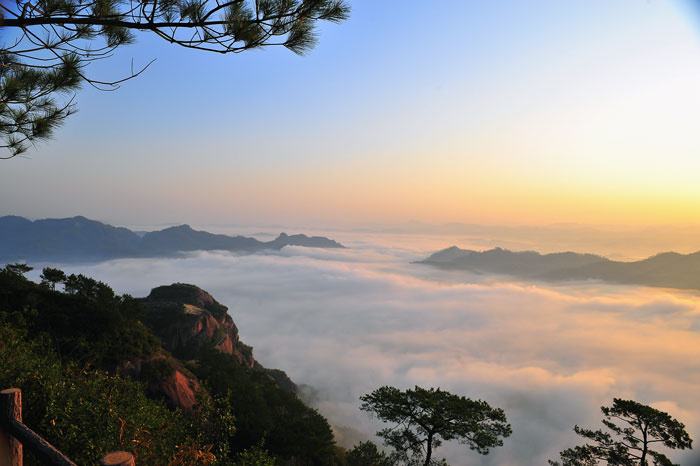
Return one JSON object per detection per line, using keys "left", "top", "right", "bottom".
{"left": 194, "top": 347, "right": 338, "bottom": 465}
{"left": 0, "top": 265, "right": 341, "bottom": 465}
{"left": 0, "top": 326, "right": 215, "bottom": 465}
{"left": 0, "top": 266, "right": 159, "bottom": 368}
{"left": 4, "top": 262, "right": 33, "bottom": 275}
{"left": 39, "top": 267, "right": 66, "bottom": 290}
{"left": 0, "top": 0, "right": 349, "bottom": 157}
{"left": 345, "top": 441, "right": 396, "bottom": 466}
{"left": 549, "top": 399, "right": 693, "bottom": 466}
{"left": 0, "top": 52, "right": 80, "bottom": 157}
{"left": 235, "top": 443, "right": 278, "bottom": 466}
{"left": 139, "top": 357, "right": 177, "bottom": 386}
{"left": 360, "top": 386, "right": 511, "bottom": 466}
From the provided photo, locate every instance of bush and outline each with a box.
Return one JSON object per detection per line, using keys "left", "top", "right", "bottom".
{"left": 195, "top": 348, "right": 338, "bottom": 465}
{"left": 345, "top": 441, "right": 393, "bottom": 466}
{"left": 235, "top": 443, "right": 278, "bottom": 466}
{"left": 0, "top": 267, "right": 159, "bottom": 369}
{"left": 0, "top": 326, "right": 211, "bottom": 465}
{"left": 0, "top": 266, "right": 341, "bottom": 466}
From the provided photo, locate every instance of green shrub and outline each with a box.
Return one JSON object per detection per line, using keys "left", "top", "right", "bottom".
{"left": 195, "top": 348, "right": 338, "bottom": 465}
{"left": 0, "top": 266, "right": 341, "bottom": 466}
{"left": 235, "top": 443, "right": 278, "bottom": 466}
{"left": 0, "top": 326, "right": 208, "bottom": 465}
{"left": 0, "top": 267, "right": 159, "bottom": 369}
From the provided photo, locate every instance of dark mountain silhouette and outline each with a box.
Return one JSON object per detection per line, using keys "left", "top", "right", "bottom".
{"left": 0, "top": 215, "right": 344, "bottom": 263}
{"left": 268, "top": 232, "right": 345, "bottom": 249}
{"left": 0, "top": 215, "right": 142, "bottom": 261}
{"left": 139, "top": 224, "right": 266, "bottom": 254}
{"left": 420, "top": 246, "right": 700, "bottom": 290}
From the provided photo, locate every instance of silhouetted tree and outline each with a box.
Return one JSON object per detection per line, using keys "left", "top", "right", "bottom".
{"left": 549, "top": 398, "right": 693, "bottom": 466}
{"left": 4, "top": 262, "right": 32, "bottom": 275}
{"left": 360, "top": 386, "right": 511, "bottom": 466}
{"left": 63, "top": 273, "right": 114, "bottom": 300}
{"left": 40, "top": 266, "right": 66, "bottom": 290}
{"left": 346, "top": 441, "right": 395, "bottom": 466}
{"left": 0, "top": 0, "right": 349, "bottom": 157}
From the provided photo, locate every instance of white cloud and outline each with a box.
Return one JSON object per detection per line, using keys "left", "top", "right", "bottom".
{"left": 43, "top": 239, "right": 700, "bottom": 466}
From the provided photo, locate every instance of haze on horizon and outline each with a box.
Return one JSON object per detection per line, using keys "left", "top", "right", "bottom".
{"left": 3, "top": 0, "right": 700, "bottom": 228}
{"left": 39, "top": 236, "right": 700, "bottom": 466}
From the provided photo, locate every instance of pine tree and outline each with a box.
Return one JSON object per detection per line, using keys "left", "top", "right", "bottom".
{"left": 0, "top": 0, "right": 349, "bottom": 157}
{"left": 550, "top": 398, "right": 693, "bottom": 466}
{"left": 360, "top": 386, "right": 511, "bottom": 466}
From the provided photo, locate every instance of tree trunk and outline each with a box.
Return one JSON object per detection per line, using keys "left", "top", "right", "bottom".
{"left": 423, "top": 433, "right": 433, "bottom": 466}
{"left": 640, "top": 424, "right": 648, "bottom": 466}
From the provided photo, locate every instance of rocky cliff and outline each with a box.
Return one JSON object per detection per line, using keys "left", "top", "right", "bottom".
{"left": 140, "top": 283, "right": 255, "bottom": 368}
{"left": 119, "top": 353, "right": 202, "bottom": 410}
{"left": 133, "top": 283, "right": 295, "bottom": 410}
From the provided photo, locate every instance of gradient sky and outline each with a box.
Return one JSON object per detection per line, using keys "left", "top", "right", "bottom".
{"left": 2, "top": 0, "right": 700, "bottom": 227}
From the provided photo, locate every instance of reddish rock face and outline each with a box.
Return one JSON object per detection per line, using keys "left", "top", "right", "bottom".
{"left": 118, "top": 354, "right": 202, "bottom": 411}
{"left": 124, "top": 283, "right": 263, "bottom": 410}
{"left": 141, "top": 283, "right": 256, "bottom": 367}
{"left": 160, "top": 370, "right": 199, "bottom": 411}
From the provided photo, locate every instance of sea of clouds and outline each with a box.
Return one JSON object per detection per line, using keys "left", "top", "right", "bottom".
{"left": 42, "top": 235, "right": 700, "bottom": 466}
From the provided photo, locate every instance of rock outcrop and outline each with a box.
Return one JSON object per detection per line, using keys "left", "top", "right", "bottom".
{"left": 140, "top": 283, "right": 255, "bottom": 368}
{"left": 119, "top": 353, "right": 202, "bottom": 411}
{"left": 125, "top": 283, "right": 298, "bottom": 410}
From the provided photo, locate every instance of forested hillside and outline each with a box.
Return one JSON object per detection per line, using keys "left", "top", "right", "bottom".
{"left": 0, "top": 265, "right": 340, "bottom": 465}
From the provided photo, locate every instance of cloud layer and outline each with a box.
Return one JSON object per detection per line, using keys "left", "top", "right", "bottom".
{"left": 44, "top": 238, "right": 700, "bottom": 466}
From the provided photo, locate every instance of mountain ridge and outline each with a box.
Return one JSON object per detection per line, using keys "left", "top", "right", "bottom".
{"left": 0, "top": 215, "right": 345, "bottom": 262}
{"left": 419, "top": 246, "right": 700, "bottom": 290}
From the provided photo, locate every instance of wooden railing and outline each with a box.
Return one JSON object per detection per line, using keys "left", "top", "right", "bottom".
{"left": 0, "top": 388, "right": 135, "bottom": 466}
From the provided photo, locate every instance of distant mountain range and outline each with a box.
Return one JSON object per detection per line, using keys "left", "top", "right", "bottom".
{"left": 419, "top": 246, "right": 700, "bottom": 291}
{"left": 0, "top": 215, "right": 344, "bottom": 263}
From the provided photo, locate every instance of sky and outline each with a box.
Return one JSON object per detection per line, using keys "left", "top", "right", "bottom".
{"left": 5, "top": 4, "right": 700, "bottom": 462}
{"left": 33, "top": 236, "right": 700, "bottom": 466}
{"left": 3, "top": 0, "right": 700, "bottom": 227}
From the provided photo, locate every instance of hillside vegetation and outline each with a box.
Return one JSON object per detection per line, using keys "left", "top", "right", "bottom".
{"left": 0, "top": 265, "right": 340, "bottom": 465}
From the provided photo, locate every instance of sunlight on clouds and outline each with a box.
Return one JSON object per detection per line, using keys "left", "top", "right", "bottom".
{"left": 44, "top": 239, "right": 700, "bottom": 466}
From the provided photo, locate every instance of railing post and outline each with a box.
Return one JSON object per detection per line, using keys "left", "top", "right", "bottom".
{"left": 1, "top": 387, "right": 132, "bottom": 466}
{"left": 0, "top": 388, "right": 23, "bottom": 466}
{"left": 101, "top": 451, "right": 135, "bottom": 466}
